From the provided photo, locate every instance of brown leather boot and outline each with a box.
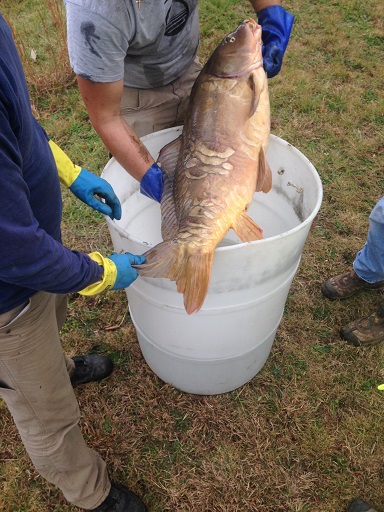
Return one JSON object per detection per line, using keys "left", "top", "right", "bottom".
{"left": 321, "top": 270, "right": 384, "bottom": 300}
{"left": 341, "top": 304, "right": 384, "bottom": 346}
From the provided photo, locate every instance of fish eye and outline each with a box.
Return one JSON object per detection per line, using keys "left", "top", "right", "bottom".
{"left": 225, "top": 36, "right": 236, "bottom": 43}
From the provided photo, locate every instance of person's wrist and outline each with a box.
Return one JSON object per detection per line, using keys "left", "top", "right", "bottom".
{"left": 256, "top": 0, "right": 281, "bottom": 13}
{"left": 254, "top": 0, "right": 281, "bottom": 13}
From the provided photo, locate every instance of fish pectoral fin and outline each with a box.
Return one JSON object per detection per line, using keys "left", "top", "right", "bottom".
{"left": 158, "top": 136, "right": 182, "bottom": 179}
{"left": 232, "top": 212, "right": 263, "bottom": 242}
{"left": 255, "top": 147, "right": 273, "bottom": 193}
{"left": 249, "top": 71, "right": 261, "bottom": 117}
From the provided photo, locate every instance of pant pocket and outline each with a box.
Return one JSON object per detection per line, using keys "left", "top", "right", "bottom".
{"left": 120, "top": 86, "right": 140, "bottom": 113}
{"left": 0, "top": 382, "right": 17, "bottom": 394}
{"left": 0, "top": 301, "right": 30, "bottom": 330}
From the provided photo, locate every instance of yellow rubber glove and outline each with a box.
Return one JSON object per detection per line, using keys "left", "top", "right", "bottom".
{"left": 79, "top": 252, "right": 117, "bottom": 296}
{"left": 79, "top": 252, "right": 146, "bottom": 295}
{"left": 48, "top": 140, "right": 121, "bottom": 219}
{"left": 49, "top": 139, "right": 81, "bottom": 187}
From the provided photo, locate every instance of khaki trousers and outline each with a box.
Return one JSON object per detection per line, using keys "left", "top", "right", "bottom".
{"left": 120, "top": 56, "right": 202, "bottom": 137}
{"left": 0, "top": 291, "right": 109, "bottom": 509}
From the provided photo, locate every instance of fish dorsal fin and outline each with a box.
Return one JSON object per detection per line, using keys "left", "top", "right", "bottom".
{"left": 158, "top": 135, "right": 182, "bottom": 179}
{"left": 255, "top": 146, "right": 273, "bottom": 193}
{"left": 158, "top": 136, "right": 182, "bottom": 240}
{"left": 249, "top": 71, "right": 261, "bottom": 117}
{"left": 232, "top": 211, "right": 263, "bottom": 242}
{"left": 160, "top": 173, "right": 178, "bottom": 240}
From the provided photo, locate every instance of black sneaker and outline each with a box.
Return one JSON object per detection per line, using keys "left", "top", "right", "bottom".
{"left": 347, "top": 498, "right": 380, "bottom": 512}
{"left": 91, "top": 482, "right": 148, "bottom": 512}
{"left": 70, "top": 354, "right": 114, "bottom": 386}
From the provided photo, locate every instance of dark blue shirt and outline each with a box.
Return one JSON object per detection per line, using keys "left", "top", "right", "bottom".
{"left": 0, "top": 14, "right": 102, "bottom": 314}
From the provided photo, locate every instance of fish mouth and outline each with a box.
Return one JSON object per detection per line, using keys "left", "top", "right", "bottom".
{"left": 232, "top": 18, "right": 261, "bottom": 38}
{"left": 241, "top": 18, "right": 261, "bottom": 36}
{"left": 242, "top": 18, "right": 263, "bottom": 72}
{"left": 235, "top": 18, "right": 263, "bottom": 75}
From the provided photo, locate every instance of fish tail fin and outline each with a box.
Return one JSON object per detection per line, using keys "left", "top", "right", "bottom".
{"left": 232, "top": 211, "right": 263, "bottom": 242}
{"left": 136, "top": 242, "right": 214, "bottom": 315}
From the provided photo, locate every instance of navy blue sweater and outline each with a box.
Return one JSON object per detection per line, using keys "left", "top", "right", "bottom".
{"left": 0, "top": 14, "right": 103, "bottom": 314}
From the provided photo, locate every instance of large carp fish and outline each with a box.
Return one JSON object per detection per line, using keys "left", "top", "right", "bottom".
{"left": 137, "top": 18, "right": 272, "bottom": 314}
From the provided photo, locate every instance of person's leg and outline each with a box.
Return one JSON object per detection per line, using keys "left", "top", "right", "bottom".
{"left": 321, "top": 197, "right": 384, "bottom": 300}
{"left": 353, "top": 197, "right": 384, "bottom": 283}
{"left": 0, "top": 291, "right": 110, "bottom": 509}
{"left": 321, "top": 198, "right": 384, "bottom": 345}
{"left": 120, "top": 57, "right": 202, "bottom": 137}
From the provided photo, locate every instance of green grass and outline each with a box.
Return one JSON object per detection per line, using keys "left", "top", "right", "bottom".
{"left": 1, "top": 0, "right": 384, "bottom": 511}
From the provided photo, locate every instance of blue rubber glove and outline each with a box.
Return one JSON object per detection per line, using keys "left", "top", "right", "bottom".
{"left": 258, "top": 5, "right": 294, "bottom": 78}
{"left": 140, "top": 162, "right": 164, "bottom": 203}
{"left": 108, "top": 252, "right": 146, "bottom": 290}
{"left": 69, "top": 168, "right": 122, "bottom": 220}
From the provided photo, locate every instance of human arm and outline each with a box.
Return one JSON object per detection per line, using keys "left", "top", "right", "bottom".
{"left": 76, "top": 77, "right": 163, "bottom": 201}
{"left": 0, "top": 160, "right": 102, "bottom": 295}
{"left": 0, "top": 223, "right": 144, "bottom": 296}
{"left": 65, "top": 1, "right": 163, "bottom": 201}
{"left": 0, "top": 114, "right": 143, "bottom": 296}
{"left": 0, "top": 177, "right": 143, "bottom": 296}
{"left": 250, "top": 0, "right": 294, "bottom": 78}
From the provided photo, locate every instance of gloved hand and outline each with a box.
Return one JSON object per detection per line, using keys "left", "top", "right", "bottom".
{"left": 108, "top": 252, "right": 146, "bottom": 290}
{"left": 257, "top": 5, "right": 294, "bottom": 78}
{"left": 48, "top": 140, "right": 122, "bottom": 220}
{"left": 70, "top": 168, "right": 122, "bottom": 220}
{"left": 140, "top": 162, "right": 164, "bottom": 202}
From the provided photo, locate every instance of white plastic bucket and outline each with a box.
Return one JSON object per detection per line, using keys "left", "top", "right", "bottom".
{"left": 101, "top": 127, "right": 322, "bottom": 395}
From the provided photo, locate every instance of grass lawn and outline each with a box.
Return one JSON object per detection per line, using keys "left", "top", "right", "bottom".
{"left": 1, "top": 0, "right": 384, "bottom": 510}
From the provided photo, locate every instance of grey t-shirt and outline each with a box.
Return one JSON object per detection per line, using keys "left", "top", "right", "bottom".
{"left": 64, "top": 0, "right": 200, "bottom": 88}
